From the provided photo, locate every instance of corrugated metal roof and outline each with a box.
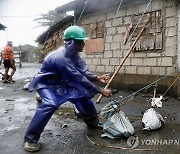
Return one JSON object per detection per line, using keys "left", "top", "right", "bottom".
{"left": 36, "top": 16, "right": 74, "bottom": 44}
{"left": 56, "top": 0, "right": 150, "bottom": 14}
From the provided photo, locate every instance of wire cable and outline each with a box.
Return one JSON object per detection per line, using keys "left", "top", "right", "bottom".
{"left": 118, "top": 68, "right": 180, "bottom": 106}
{"left": 76, "top": 0, "right": 88, "bottom": 25}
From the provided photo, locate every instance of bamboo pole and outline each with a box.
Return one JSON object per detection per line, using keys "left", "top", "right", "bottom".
{"left": 96, "top": 26, "right": 146, "bottom": 103}
{"left": 163, "top": 74, "right": 180, "bottom": 97}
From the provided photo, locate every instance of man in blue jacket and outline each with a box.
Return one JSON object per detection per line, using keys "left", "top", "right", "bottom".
{"left": 23, "top": 25, "right": 112, "bottom": 152}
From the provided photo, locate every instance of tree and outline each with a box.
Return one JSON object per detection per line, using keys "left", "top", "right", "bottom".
{"left": 34, "top": 10, "right": 67, "bottom": 28}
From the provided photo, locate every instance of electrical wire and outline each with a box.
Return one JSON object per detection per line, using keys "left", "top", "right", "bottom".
{"left": 76, "top": 0, "right": 88, "bottom": 25}
{"left": 0, "top": 15, "right": 40, "bottom": 18}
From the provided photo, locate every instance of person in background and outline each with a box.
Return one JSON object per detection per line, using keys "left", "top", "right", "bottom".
{"left": 0, "top": 49, "right": 3, "bottom": 67}
{"left": 2, "top": 41, "right": 16, "bottom": 83}
{"left": 23, "top": 25, "right": 112, "bottom": 152}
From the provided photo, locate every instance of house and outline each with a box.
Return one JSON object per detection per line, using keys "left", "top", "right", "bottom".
{"left": 36, "top": 0, "right": 180, "bottom": 97}
{"left": 36, "top": 16, "right": 74, "bottom": 54}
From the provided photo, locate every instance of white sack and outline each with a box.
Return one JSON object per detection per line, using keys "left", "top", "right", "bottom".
{"left": 101, "top": 111, "right": 135, "bottom": 139}
{"left": 142, "top": 108, "right": 164, "bottom": 131}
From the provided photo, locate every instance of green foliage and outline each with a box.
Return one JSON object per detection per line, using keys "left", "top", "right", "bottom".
{"left": 34, "top": 10, "right": 67, "bottom": 28}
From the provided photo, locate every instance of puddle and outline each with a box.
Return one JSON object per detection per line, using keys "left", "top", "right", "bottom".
{"left": 0, "top": 87, "right": 4, "bottom": 90}
{"left": 15, "top": 97, "right": 30, "bottom": 102}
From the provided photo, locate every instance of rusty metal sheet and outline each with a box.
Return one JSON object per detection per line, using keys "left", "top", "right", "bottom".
{"left": 84, "top": 38, "right": 104, "bottom": 53}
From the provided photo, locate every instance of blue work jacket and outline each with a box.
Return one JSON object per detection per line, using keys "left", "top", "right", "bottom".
{"left": 28, "top": 46, "right": 101, "bottom": 98}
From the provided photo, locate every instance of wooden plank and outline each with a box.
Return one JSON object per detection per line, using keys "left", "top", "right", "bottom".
{"left": 155, "top": 32, "right": 162, "bottom": 49}
{"left": 132, "top": 10, "right": 162, "bottom": 51}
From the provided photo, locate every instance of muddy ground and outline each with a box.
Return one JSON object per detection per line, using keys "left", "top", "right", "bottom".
{"left": 0, "top": 63, "right": 180, "bottom": 154}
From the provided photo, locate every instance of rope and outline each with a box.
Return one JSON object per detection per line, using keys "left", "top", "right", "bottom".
{"left": 76, "top": 0, "right": 88, "bottom": 25}
{"left": 151, "top": 36, "right": 165, "bottom": 97}
{"left": 113, "top": 0, "right": 124, "bottom": 21}
{"left": 162, "top": 74, "right": 180, "bottom": 97}
{"left": 117, "top": 68, "right": 180, "bottom": 106}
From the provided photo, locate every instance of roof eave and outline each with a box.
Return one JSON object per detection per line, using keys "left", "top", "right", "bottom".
{"left": 36, "top": 16, "right": 74, "bottom": 44}
{"left": 0, "top": 23, "right": 7, "bottom": 31}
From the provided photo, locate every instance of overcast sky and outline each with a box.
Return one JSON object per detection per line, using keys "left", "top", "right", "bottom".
{"left": 0, "top": 0, "right": 73, "bottom": 49}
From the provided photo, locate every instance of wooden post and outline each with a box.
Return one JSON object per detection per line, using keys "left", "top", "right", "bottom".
{"left": 96, "top": 26, "right": 146, "bottom": 103}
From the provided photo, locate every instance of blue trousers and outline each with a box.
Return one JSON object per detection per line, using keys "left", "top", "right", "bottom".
{"left": 24, "top": 88, "right": 99, "bottom": 143}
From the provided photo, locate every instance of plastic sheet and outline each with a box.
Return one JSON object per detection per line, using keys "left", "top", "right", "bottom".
{"left": 142, "top": 108, "right": 164, "bottom": 131}
{"left": 101, "top": 111, "right": 135, "bottom": 139}
{"left": 151, "top": 95, "right": 163, "bottom": 108}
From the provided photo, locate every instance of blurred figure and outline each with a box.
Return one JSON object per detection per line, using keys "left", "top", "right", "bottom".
{"left": 0, "top": 49, "right": 2, "bottom": 67}
{"left": 2, "top": 41, "right": 16, "bottom": 83}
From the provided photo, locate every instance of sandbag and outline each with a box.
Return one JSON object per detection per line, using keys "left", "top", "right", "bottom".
{"left": 101, "top": 111, "right": 135, "bottom": 139}
{"left": 142, "top": 108, "right": 164, "bottom": 131}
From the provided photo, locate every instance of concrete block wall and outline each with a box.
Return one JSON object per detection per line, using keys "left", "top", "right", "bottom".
{"left": 80, "top": 0, "right": 179, "bottom": 96}
{"left": 177, "top": 2, "right": 180, "bottom": 97}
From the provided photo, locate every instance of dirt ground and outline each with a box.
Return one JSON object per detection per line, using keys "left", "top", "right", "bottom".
{"left": 0, "top": 63, "right": 180, "bottom": 154}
